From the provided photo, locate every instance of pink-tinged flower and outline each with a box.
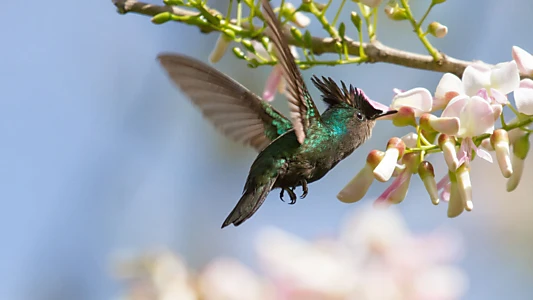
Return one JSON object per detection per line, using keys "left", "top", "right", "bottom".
{"left": 390, "top": 87, "right": 433, "bottom": 116}
{"left": 209, "top": 33, "right": 232, "bottom": 63}
{"left": 338, "top": 150, "right": 384, "bottom": 203}
{"left": 462, "top": 61, "right": 520, "bottom": 104}
{"left": 434, "top": 73, "right": 464, "bottom": 110}
{"left": 420, "top": 113, "right": 460, "bottom": 135}
{"left": 507, "top": 132, "right": 530, "bottom": 192}
{"left": 419, "top": 161, "right": 440, "bottom": 205}
{"left": 373, "top": 137, "right": 405, "bottom": 182}
{"left": 490, "top": 129, "right": 513, "bottom": 178}
{"left": 437, "top": 174, "right": 451, "bottom": 202}
{"left": 514, "top": 79, "right": 533, "bottom": 115}
{"left": 512, "top": 45, "right": 533, "bottom": 76}
{"left": 375, "top": 153, "right": 417, "bottom": 206}
{"left": 441, "top": 95, "right": 495, "bottom": 165}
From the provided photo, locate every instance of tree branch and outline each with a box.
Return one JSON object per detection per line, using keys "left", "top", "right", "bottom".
{"left": 111, "top": 0, "right": 525, "bottom": 79}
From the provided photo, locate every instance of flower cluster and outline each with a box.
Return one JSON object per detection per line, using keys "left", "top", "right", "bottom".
{"left": 339, "top": 46, "right": 533, "bottom": 217}
{"left": 114, "top": 208, "right": 467, "bottom": 300}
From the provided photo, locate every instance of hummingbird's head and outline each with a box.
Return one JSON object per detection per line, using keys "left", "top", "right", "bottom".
{"left": 311, "top": 75, "right": 397, "bottom": 121}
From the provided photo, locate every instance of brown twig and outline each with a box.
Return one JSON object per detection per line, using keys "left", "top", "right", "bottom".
{"left": 111, "top": 0, "right": 527, "bottom": 78}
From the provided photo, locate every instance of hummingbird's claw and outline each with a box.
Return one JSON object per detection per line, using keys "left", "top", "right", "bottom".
{"left": 287, "top": 187, "right": 297, "bottom": 204}
{"left": 300, "top": 180, "right": 308, "bottom": 199}
{"left": 280, "top": 188, "right": 297, "bottom": 204}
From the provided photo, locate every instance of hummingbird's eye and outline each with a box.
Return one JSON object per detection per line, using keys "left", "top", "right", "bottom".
{"left": 356, "top": 112, "right": 364, "bottom": 121}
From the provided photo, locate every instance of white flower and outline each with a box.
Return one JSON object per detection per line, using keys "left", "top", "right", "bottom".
{"left": 514, "top": 79, "right": 533, "bottom": 115}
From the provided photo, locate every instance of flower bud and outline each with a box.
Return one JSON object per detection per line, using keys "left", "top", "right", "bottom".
{"left": 432, "top": 0, "right": 446, "bottom": 4}
{"left": 373, "top": 137, "right": 405, "bottom": 182}
{"left": 401, "top": 132, "right": 418, "bottom": 148}
{"left": 512, "top": 46, "right": 533, "bottom": 76}
{"left": 418, "top": 161, "right": 439, "bottom": 205}
{"left": 490, "top": 129, "right": 513, "bottom": 178}
{"left": 232, "top": 47, "right": 246, "bottom": 60}
{"left": 438, "top": 134, "right": 459, "bottom": 172}
{"left": 209, "top": 33, "right": 232, "bottom": 63}
{"left": 507, "top": 133, "right": 530, "bottom": 191}
{"left": 427, "top": 21, "right": 448, "bottom": 38}
{"left": 281, "top": 3, "right": 311, "bottom": 28}
{"left": 392, "top": 106, "right": 417, "bottom": 127}
{"left": 447, "top": 171, "right": 464, "bottom": 218}
{"left": 337, "top": 150, "right": 384, "bottom": 203}
{"left": 384, "top": 5, "right": 408, "bottom": 21}
{"left": 420, "top": 113, "right": 459, "bottom": 135}
{"left": 352, "top": 0, "right": 384, "bottom": 8}
{"left": 350, "top": 12, "right": 362, "bottom": 32}
{"left": 455, "top": 164, "right": 473, "bottom": 211}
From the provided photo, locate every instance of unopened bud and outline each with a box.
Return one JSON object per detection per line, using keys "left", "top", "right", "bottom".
{"left": 350, "top": 12, "right": 362, "bottom": 32}
{"left": 438, "top": 134, "right": 459, "bottom": 171}
{"left": 420, "top": 113, "right": 459, "bottom": 135}
{"left": 447, "top": 171, "right": 464, "bottom": 218}
{"left": 418, "top": 161, "right": 439, "bottom": 205}
{"left": 209, "top": 33, "right": 232, "bottom": 63}
{"left": 455, "top": 164, "right": 473, "bottom": 212}
{"left": 428, "top": 21, "right": 448, "bottom": 38}
{"left": 490, "top": 129, "right": 513, "bottom": 178}
{"left": 232, "top": 47, "right": 246, "bottom": 60}
{"left": 432, "top": 0, "right": 446, "bottom": 4}
{"left": 151, "top": 12, "right": 173, "bottom": 24}
{"left": 507, "top": 133, "right": 530, "bottom": 191}
{"left": 384, "top": 5, "right": 408, "bottom": 21}
{"left": 281, "top": 3, "right": 311, "bottom": 28}
{"left": 373, "top": 138, "right": 405, "bottom": 182}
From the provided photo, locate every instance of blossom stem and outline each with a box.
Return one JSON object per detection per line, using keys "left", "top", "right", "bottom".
{"left": 417, "top": 3, "right": 435, "bottom": 27}
{"left": 331, "top": 0, "right": 346, "bottom": 27}
{"left": 309, "top": 0, "right": 339, "bottom": 39}
{"left": 507, "top": 104, "right": 522, "bottom": 117}
{"left": 399, "top": 0, "right": 442, "bottom": 61}
{"left": 371, "top": 7, "right": 378, "bottom": 41}
{"left": 225, "top": 0, "right": 233, "bottom": 23}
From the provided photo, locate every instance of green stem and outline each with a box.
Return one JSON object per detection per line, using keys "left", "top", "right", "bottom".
{"left": 370, "top": 7, "right": 378, "bottom": 41}
{"left": 331, "top": 0, "right": 346, "bottom": 27}
{"left": 236, "top": 0, "right": 242, "bottom": 27}
{"left": 399, "top": 0, "right": 441, "bottom": 61}
{"left": 225, "top": 0, "right": 233, "bottom": 23}
{"left": 309, "top": 2, "right": 339, "bottom": 39}
{"left": 507, "top": 104, "right": 522, "bottom": 117}
{"left": 418, "top": 3, "right": 435, "bottom": 27}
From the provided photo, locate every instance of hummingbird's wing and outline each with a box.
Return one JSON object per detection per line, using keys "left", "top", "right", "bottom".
{"left": 261, "top": 0, "right": 321, "bottom": 144}
{"left": 158, "top": 54, "right": 293, "bottom": 151}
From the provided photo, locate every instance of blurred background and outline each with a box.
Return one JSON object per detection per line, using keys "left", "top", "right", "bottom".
{"left": 1, "top": 0, "right": 532, "bottom": 299}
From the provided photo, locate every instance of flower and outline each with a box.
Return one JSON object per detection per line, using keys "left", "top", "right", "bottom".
{"left": 373, "top": 137, "right": 405, "bottom": 182}
{"left": 490, "top": 129, "right": 513, "bottom": 178}
{"left": 209, "top": 33, "right": 232, "bottom": 63}
{"left": 462, "top": 61, "right": 520, "bottom": 104}
{"left": 390, "top": 88, "right": 433, "bottom": 116}
{"left": 512, "top": 45, "right": 533, "bottom": 76}
{"left": 514, "top": 79, "right": 533, "bottom": 115}
{"left": 441, "top": 95, "right": 495, "bottom": 165}
{"left": 337, "top": 150, "right": 384, "bottom": 203}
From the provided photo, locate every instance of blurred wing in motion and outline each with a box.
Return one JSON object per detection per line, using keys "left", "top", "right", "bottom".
{"left": 158, "top": 53, "right": 293, "bottom": 151}
{"left": 261, "top": 0, "right": 321, "bottom": 144}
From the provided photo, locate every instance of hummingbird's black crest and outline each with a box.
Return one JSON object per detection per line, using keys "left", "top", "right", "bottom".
{"left": 310, "top": 75, "right": 385, "bottom": 120}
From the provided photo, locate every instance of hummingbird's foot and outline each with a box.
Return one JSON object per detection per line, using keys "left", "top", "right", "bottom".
{"left": 280, "top": 188, "right": 297, "bottom": 204}
{"left": 287, "top": 187, "right": 297, "bottom": 204}
{"left": 300, "top": 180, "right": 308, "bottom": 199}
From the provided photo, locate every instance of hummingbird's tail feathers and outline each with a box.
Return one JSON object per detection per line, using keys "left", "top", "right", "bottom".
{"left": 221, "top": 177, "right": 277, "bottom": 228}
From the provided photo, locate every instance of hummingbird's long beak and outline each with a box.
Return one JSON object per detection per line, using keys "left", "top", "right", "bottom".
{"left": 374, "top": 109, "right": 398, "bottom": 120}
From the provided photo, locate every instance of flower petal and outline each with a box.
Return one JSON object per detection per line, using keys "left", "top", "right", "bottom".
{"left": 514, "top": 79, "right": 533, "bottom": 115}
{"left": 435, "top": 73, "right": 464, "bottom": 103}
{"left": 263, "top": 65, "right": 283, "bottom": 102}
{"left": 512, "top": 46, "right": 533, "bottom": 76}
{"left": 457, "top": 96, "right": 495, "bottom": 137}
{"left": 462, "top": 64, "right": 491, "bottom": 96}
{"left": 490, "top": 61, "right": 520, "bottom": 95}
{"left": 442, "top": 95, "right": 468, "bottom": 119}
{"left": 391, "top": 88, "right": 433, "bottom": 116}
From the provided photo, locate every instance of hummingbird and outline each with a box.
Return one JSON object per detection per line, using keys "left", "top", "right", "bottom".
{"left": 157, "top": 0, "right": 397, "bottom": 228}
